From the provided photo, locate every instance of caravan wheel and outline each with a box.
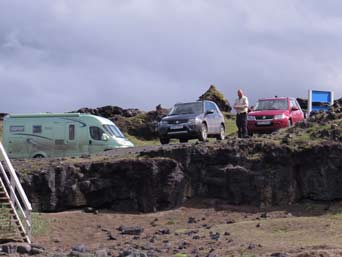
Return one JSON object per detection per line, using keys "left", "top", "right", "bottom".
{"left": 33, "top": 154, "right": 45, "bottom": 158}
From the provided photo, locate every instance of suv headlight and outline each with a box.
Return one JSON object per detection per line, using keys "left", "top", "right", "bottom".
{"left": 274, "top": 114, "right": 286, "bottom": 120}
{"left": 247, "top": 115, "right": 256, "bottom": 121}
{"left": 159, "top": 120, "right": 168, "bottom": 125}
{"left": 188, "top": 118, "right": 200, "bottom": 124}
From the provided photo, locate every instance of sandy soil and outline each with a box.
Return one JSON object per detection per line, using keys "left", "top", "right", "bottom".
{"left": 32, "top": 198, "right": 342, "bottom": 257}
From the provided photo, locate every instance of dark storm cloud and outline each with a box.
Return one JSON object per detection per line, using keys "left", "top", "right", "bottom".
{"left": 0, "top": 0, "right": 341, "bottom": 113}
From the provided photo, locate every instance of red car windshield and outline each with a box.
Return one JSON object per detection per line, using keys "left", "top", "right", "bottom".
{"left": 255, "top": 99, "right": 288, "bottom": 111}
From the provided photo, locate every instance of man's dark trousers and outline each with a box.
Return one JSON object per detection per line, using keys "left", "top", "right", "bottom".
{"left": 236, "top": 112, "right": 248, "bottom": 138}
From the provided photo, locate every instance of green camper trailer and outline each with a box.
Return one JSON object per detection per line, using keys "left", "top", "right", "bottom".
{"left": 3, "top": 113, "right": 134, "bottom": 158}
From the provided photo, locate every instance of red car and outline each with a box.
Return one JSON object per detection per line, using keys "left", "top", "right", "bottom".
{"left": 247, "top": 97, "right": 305, "bottom": 134}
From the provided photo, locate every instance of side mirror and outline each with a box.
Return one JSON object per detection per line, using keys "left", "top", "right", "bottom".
{"left": 291, "top": 106, "right": 299, "bottom": 111}
{"left": 101, "top": 134, "right": 109, "bottom": 141}
{"left": 206, "top": 109, "right": 214, "bottom": 115}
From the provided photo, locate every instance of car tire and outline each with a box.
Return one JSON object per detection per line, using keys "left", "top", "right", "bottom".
{"left": 33, "top": 154, "right": 44, "bottom": 158}
{"left": 198, "top": 123, "right": 208, "bottom": 142}
{"left": 216, "top": 124, "right": 225, "bottom": 140}
{"left": 160, "top": 137, "right": 170, "bottom": 145}
{"left": 179, "top": 139, "right": 188, "bottom": 143}
{"left": 288, "top": 119, "right": 292, "bottom": 128}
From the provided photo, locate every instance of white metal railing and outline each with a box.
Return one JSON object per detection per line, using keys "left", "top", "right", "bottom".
{"left": 0, "top": 142, "right": 32, "bottom": 243}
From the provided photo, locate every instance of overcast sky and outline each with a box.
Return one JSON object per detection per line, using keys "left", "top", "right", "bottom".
{"left": 1, "top": 0, "right": 342, "bottom": 113}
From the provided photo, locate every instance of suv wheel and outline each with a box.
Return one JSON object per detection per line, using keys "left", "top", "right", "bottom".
{"left": 216, "top": 124, "right": 225, "bottom": 140}
{"left": 199, "top": 123, "right": 208, "bottom": 141}
{"left": 179, "top": 139, "right": 188, "bottom": 143}
{"left": 160, "top": 137, "right": 170, "bottom": 145}
{"left": 288, "top": 119, "right": 292, "bottom": 128}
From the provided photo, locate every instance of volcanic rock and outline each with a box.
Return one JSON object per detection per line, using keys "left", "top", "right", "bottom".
{"left": 198, "top": 85, "right": 232, "bottom": 112}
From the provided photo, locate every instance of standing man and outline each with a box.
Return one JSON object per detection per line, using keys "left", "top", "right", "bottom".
{"left": 233, "top": 89, "right": 249, "bottom": 138}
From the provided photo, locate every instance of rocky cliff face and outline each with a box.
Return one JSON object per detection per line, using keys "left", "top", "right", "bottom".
{"left": 17, "top": 138, "right": 342, "bottom": 213}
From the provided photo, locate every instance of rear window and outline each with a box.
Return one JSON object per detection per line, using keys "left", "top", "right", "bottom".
{"left": 255, "top": 99, "right": 288, "bottom": 111}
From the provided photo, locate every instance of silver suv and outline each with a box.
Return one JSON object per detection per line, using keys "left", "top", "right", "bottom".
{"left": 158, "top": 101, "right": 225, "bottom": 144}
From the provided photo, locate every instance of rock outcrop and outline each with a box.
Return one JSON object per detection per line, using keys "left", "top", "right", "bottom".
{"left": 75, "top": 105, "right": 169, "bottom": 140}
{"left": 20, "top": 158, "right": 185, "bottom": 212}
{"left": 17, "top": 138, "right": 342, "bottom": 212}
{"left": 198, "top": 85, "right": 232, "bottom": 112}
{"left": 76, "top": 106, "right": 142, "bottom": 118}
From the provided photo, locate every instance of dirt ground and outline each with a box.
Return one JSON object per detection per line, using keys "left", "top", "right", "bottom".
{"left": 32, "top": 198, "right": 342, "bottom": 257}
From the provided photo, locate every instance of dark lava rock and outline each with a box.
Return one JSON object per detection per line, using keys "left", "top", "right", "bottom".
{"left": 198, "top": 84, "right": 232, "bottom": 112}
{"left": 247, "top": 243, "right": 257, "bottom": 250}
{"left": 72, "top": 244, "right": 87, "bottom": 253}
{"left": 188, "top": 217, "right": 197, "bottom": 224}
{"left": 225, "top": 219, "right": 236, "bottom": 224}
{"left": 18, "top": 135, "right": 342, "bottom": 213}
{"left": 177, "top": 241, "right": 190, "bottom": 250}
{"left": 108, "top": 232, "right": 117, "bottom": 240}
{"left": 209, "top": 232, "right": 220, "bottom": 241}
{"left": 156, "top": 228, "right": 170, "bottom": 235}
{"left": 22, "top": 158, "right": 185, "bottom": 213}
{"left": 118, "top": 226, "right": 144, "bottom": 235}
{"left": 76, "top": 106, "right": 142, "bottom": 118}
{"left": 270, "top": 253, "right": 288, "bottom": 257}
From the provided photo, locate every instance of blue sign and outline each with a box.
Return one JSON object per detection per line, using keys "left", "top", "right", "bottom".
{"left": 308, "top": 90, "right": 334, "bottom": 113}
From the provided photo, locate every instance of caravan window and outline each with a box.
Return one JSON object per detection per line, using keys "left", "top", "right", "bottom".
{"left": 69, "top": 125, "right": 75, "bottom": 140}
{"left": 89, "top": 126, "right": 105, "bottom": 140}
{"left": 33, "top": 125, "right": 42, "bottom": 133}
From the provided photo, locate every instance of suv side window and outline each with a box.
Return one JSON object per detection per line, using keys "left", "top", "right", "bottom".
{"left": 89, "top": 126, "right": 105, "bottom": 141}
{"left": 205, "top": 102, "right": 211, "bottom": 113}
{"left": 209, "top": 102, "right": 218, "bottom": 113}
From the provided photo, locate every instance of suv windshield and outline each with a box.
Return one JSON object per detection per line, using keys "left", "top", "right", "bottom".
{"left": 103, "top": 124, "right": 125, "bottom": 138}
{"left": 169, "top": 102, "right": 203, "bottom": 115}
{"left": 255, "top": 99, "right": 288, "bottom": 111}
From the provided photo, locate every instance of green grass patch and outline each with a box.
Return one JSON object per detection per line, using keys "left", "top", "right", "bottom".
{"left": 330, "top": 211, "right": 342, "bottom": 219}
{"left": 224, "top": 113, "right": 237, "bottom": 136}
{"left": 272, "top": 228, "right": 288, "bottom": 234}
{"left": 32, "top": 212, "right": 50, "bottom": 236}
{"left": 125, "top": 134, "right": 160, "bottom": 147}
{"left": 174, "top": 228, "right": 191, "bottom": 234}
{"left": 173, "top": 254, "right": 188, "bottom": 257}
{"left": 166, "top": 218, "right": 177, "bottom": 225}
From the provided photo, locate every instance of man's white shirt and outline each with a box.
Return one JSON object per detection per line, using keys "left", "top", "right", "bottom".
{"left": 234, "top": 96, "right": 249, "bottom": 114}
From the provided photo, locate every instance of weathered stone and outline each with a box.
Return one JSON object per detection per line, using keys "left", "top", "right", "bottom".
{"left": 95, "top": 248, "right": 108, "bottom": 257}
{"left": 118, "top": 226, "right": 144, "bottom": 235}
{"left": 72, "top": 244, "right": 87, "bottom": 253}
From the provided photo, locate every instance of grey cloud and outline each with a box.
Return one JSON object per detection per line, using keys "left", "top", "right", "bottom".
{"left": 0, "top": 0, "right": 341, "bottom": 113}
